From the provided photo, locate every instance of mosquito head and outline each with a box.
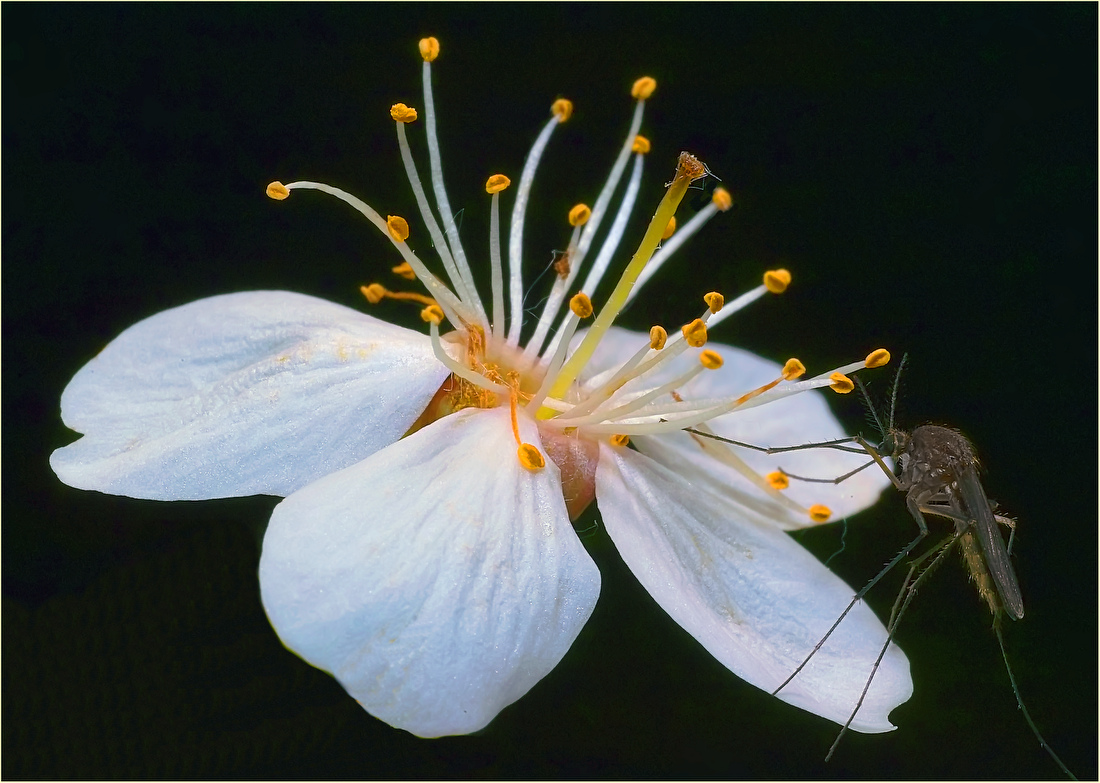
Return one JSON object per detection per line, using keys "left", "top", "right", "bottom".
{"left": 878, "top": 426, "right": 909, "bottom": 461}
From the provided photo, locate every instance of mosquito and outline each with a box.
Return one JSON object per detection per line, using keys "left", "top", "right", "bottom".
{"left": 684, "top": 354, "right": 1075, "bottom": 779}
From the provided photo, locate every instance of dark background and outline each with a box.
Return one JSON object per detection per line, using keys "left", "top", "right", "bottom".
{"left": 5, "top": 4, "right": 1096, "bottom": 779}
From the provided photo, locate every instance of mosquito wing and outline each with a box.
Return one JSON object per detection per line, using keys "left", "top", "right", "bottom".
{"left": 956, "top": 465, "right": 1025, "bottom": 620}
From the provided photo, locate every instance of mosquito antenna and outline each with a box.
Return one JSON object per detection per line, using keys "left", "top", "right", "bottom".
{"left": 887, "top": 352, "right": 909, "bottom": 432}
{"left": 994, "top": 625, "right": 1077, "bottom": 780}
{"left": 855, "top": 374, "right": 887, "bottom": 440}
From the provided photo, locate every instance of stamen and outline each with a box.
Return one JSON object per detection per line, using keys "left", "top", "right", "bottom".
{"left": 267, "top": 180, "right": 474, "bottom": 327}
{"left": 386, "top": 215, "right": 410, "bottom": 242}
{"left": 266, "top": 181, "right": 290, "bottom": 200}
{"left": 649, "top": 326, "right": 667, "bottom": 349}
{"left": 662, "top": 217, "right": 677, "bottom": 239}
{"left": 609, "top": 434, "right": 631, "bottom": 447}
{"left": 681, "top": 318, "right": 708, "bottom": 348}
{"left": 865, "top": 348, "right": 891, "bottom": 368}
{"left": 808, "top": 505, "right": 832, "bottom": 523}
{"left": 486, "top": 176, "right": 510, "bottom": 340}
{"left": 390, "top": 103, "right": 418, "bottom": 122}
{"left": 767, "top": 471, "right": 790, "bottom": 490}
{"left": 830, "top": 372, "right": 855, "bottom": 394}
{"left": 507, "top": 103, "right": 570, "bottom": 344}
{"left": 542, "top": 152, "right": 709, "bottom": 414}
{"left": 421, "top": 304, "right": 445, "bottom": 323}
{"left": 360, "top": 283, "right": 438, "bottom": 309}
{"left": 393, "top": 116, "right": 483, "bottom": 320}
{"left": 569, "top": 293, "right": 594, "bottom": 319}
{"left": 517, "top": 442, "right": 546, "bottom": 471}
{"left": 391, "top": 262, "right": 416, "bottom": 280}
{"left": 703, "top": 291, "right": 724, "bottom": 313}
{"left": 783, "top": 358, "right": 806, "bottom": 379}
{"left": 764, "top": 268, "right": 791, "bottom": 293}
{"left": 419, "top": 38, "right": 482, "bottom": 318}
{"left": 699, "top": 349, "right": 724, "bottom": 370}
{"left": 418, "top": 36, "right": 440, "bottom": 62}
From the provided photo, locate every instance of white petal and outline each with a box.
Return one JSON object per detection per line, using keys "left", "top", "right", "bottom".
{"left": 596, "top": 443, "right": 912, "bottom": 733}
{"left": 259, "top": 406, "right": 600, "bottom": 737}
{"left": 50, "top": 291, "right": 449, "bottom": 499}
{"left": 583, "top": 326, "right": 889, "bottom": 526}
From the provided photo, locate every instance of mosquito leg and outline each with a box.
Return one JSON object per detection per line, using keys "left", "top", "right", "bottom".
{"left": 825, "top": 535, "right": 957, "bottom": 762}
{"left": 681, "top": 428, "right": 867, "bottom": 456}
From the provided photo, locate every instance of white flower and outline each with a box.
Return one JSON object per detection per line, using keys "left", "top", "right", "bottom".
{"left": 50, "top": 37, "right": 910, "bottom": 738}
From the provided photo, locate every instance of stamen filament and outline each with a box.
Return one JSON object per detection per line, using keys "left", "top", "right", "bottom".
{"left": 421, "top": 56, "right": 484, "bottom": 317}
{"left": 276, "top": 181, "right": 474, "bottom": 327}
{"left": 489, "top": 190, "right": 506, "bottom": 339}
{"left": 394, "top": 121, "right": 481, "bottom": 321}
{"left": 507, "top": 113, "right": 564, "bottom": 344}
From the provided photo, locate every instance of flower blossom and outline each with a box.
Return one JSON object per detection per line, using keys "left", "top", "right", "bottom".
{"left": 50, "top": 37, "right": 910, "bottom": 738}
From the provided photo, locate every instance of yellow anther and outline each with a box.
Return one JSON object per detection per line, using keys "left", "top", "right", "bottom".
{"left": 266, "top": 181, "right": 290, "bottom": 200}
{"left": 767, "top": 471, "right": 790, "bottom": 491}
{"left": 386, "top": 215, "right": 410, "bottom": 243}
{"left": 681, "top": 318, "right": 708, "bottom": 348}
{"left": 703, "top": 292, "right": 724, "bottom": 313}
{"left": 632, "top": 135, "right": 651, "bottom": 154}
{"left": 700, "top": 350, "right": 724, "bottom": 370}
{"left": 764, "top": 269, "right": 791, "bottom": 294}
{"left": 809, "top": 504, "right": 832, "bottom": 523}
{"left": 830, "top": 372, "right": 855, "bottom": 394}
{"left": 569, "top": 293, "right": 594, "bottom": 318}
{"left": 631, "top": 76, "right": 657, "bottom": 100}
{"left": 390, "top": 103, "right": 418, "bottom": 123}
{"left": 609, "top": 434, "right": 631, "bottom": 448}
{"left": 391, "top": 262, "right": 416, "bottom": 280}
{"left": 649, "top": 325, "right": 667, "bottom": 350}
{"left": 485, "top": 174, "right": 511, "bottom": 194}
{"left": 569, "top": 203, "right": 592, "bottom": 227}
{"left": 517, "top": 442, "right": 546, "bottom": 471}
{"left": 551, "top": 98, "right": 573, "bottom": 123}
{"left": 360, "top": 283, "right": 387, "bottom": 304}
{"left": 418, "top": 37, "right": 440, "bottom": 62}
{"left": 782, "top": 358, "right": 806, "bottom": 380}
{"left": 712, "top": 187, "right": 733, "bottom": 211}
{"left": 865, "top": 348, "right": 891, "bottom": 368}
{"left": 662, "top": 217, "right": 676, "bottom": 239}
{"left": 420, "top": 304, "right": 445, "bottom": 324}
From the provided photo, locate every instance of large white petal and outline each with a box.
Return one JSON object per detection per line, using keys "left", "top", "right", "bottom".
{"left": 259, "top": 406, "right": 600, "bottom": 738}
{"left": 581, "top": 326, "right": 889, "bottom": 527}
{"left": 596, "top": 442, "right": 911, "bottom": 733}
{"left": 50, "top": 291, "right": 449, "bottom": 499}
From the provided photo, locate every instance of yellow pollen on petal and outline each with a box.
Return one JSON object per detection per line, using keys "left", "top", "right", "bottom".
{"left": 681, "top": 318, "right": 708, "bottom": 348}
{"left": 387, "top": 215, "right": 410, "bottom": 242}
{"left": 700, "top": 349, "right": 724, "bottom": 370}
{"left": 360, "top": 283, "right": 387, "bottom": 304}
{"left": 809, "top": 504, "right": 832, "bottom": 523}
{"left": 830, "top": 372, "right": 855, "bottom": 394}
{"left": 419, "top": 37, "right": 440, "bottom": 62}
{"left": 649, "top": 326, "right": 668, "bottom": 350}
{"left": 609, "top": 434, "right": 631, "bottom": 448}
{"left": 266, "top": 181, "right": 290, "bottom": 200}
{"left": 662, "top": 217, "right": 676, "bottom": 239}
{"left": 865, "top": 348, "right": 891, "bottom": 368}
{"left": 390, "top": 103, "right": 418, "bottom": 123}
{"left": 632, "top": 135, "right": 651, "bottom": 154}
{"left": 704, "top": 291, "right": 724, "bottom": 313}
{"left": 485, "top": 174, "right": 511, "bottom": 194}
{"left": 712, "top": 187, "right": 733, "bottom": 211}
{"left": 569, "top": 203, "right": 592, "bottom": 226}
{"left": 782, "top": 358, "right": 806, "bottom": 380}
{"left": 764, "top": 268, "right": 792, "bottom": 294}
{"left": 632, "top": 76, "right": 657, "bottom": 99}
{"left": 391, "top": 261, "right": 416, "bottom": 280}
{"left": 569, "top": 293, "right": 594, "bottom": 318}
{"left": 517, "top": 443, "right": 546, "bottom": 471}
{"left": 551, "top": 98, "right": 573, "bottom": 123}
{"left": 766, "top": 471, "right": 790, "bottom": 490}
{"left": 420, "top": 304, "right": 445, "bottom": 324}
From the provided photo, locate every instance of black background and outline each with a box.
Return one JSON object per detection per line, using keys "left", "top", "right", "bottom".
{"left": 5, "top": 4, "right": 1096, "bottom": 779}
